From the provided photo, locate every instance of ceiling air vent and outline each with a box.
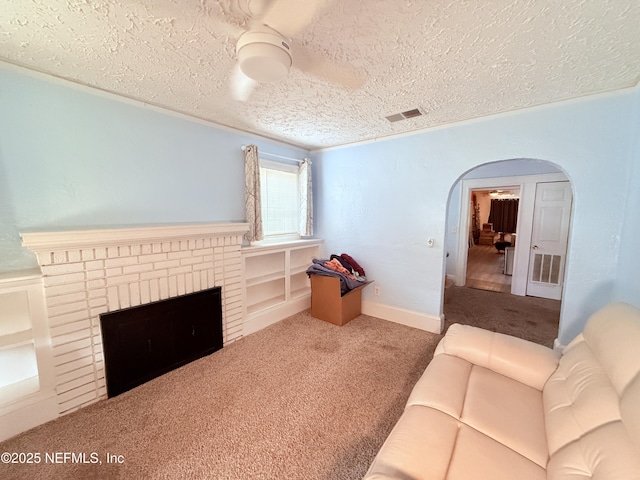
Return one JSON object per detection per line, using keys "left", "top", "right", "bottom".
{"left": 385, "top": 108, "right": 424, "bottom": 123}
{"left": 385, "top": 113, "right": 405, "bottom": 123}
{"left": 402, "top": 108, "right": 422, "bottom": 119}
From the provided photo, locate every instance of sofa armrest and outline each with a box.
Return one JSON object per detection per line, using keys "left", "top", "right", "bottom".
{"left": 435, "top": 323, "right": 560, "bottom": 390}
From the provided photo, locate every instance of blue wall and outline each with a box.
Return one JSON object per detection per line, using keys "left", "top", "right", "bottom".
{"left": 613, "top": 86, "right": 640, "bottom": 305}
{"left": 315, "top": 86, "right": 640, "bottom": 345}
{"left": 0, "top": 64, "right": 308, "bottom": 272}
{"left": 3, "top": 62, "right": 638, "bottom": 345}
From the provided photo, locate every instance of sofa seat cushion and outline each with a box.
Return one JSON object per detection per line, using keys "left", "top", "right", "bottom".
{"left": 406, "top": 354, "right": 471, "bottom": 417}
{"left": 408, "top": 353, "right": 548, "bottom": 468}
{"left": 365, "top": 405, "right": 546, "bottom": 480}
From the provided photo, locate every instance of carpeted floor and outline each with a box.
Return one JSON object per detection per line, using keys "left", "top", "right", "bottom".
{"left": 444, "top": 286, "right": 561, "bottom": 347}
{"left": 1, "top": 312, "right": 437, "bottom": 480}
{"left": 1, "top": 287, "right": 560, "bottom": 479}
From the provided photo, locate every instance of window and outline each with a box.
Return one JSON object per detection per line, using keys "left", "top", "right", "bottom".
{"left": 259, "top": 159, "right": 300, "bottom": 239}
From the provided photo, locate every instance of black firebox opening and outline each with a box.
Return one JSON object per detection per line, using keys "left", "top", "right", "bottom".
{"left": 100, "top": 287, "right": 223, "bottom": 397}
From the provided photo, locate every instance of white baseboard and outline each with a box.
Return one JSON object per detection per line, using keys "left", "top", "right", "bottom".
{"left": 0, "top": 391, "right": 59, "bottom": 442}
{"left": 242, "top": 297, "right": 444, "bottom": 336}
{"left": 242, "top": 295, "right": 311, "bottom": 336}
{"left": 553, "top": 338, "right": 566, "bottom": 353}
{"left": 362, "top": 300, "right": 444, "bottom": 334}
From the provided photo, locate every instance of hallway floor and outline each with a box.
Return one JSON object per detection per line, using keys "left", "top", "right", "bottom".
{"left": 466, "top": 244, "right": 511, "bottom": 293}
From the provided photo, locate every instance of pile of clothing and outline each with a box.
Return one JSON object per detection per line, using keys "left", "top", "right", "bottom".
{"left": 306, "top": 253, "right": 368, "bottom": 295}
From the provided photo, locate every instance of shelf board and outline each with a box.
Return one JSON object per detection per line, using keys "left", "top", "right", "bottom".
{"left": 0, "top": 376, "right": 40, "bottom": 407}
{"left": 0, "top": 330, "right": 34, "bottom": 349}
{"left": 247, "top": 296, "right": 286, "bottom": 315}
{"left": 245, "top": 271, "right": 286, "bottom": 287}
{"left": 290, "top": 265, "right": 310, "bottom": 276}
{"left": 241, "top": 238, "right": 323, "bottom": 255}
{"left": 291, "top": 287, "right": 311, "bottom": 299}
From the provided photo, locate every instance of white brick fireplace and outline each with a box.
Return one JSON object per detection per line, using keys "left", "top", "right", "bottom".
{"left": 21, "top": 222, "right": 249, "bottom": 416}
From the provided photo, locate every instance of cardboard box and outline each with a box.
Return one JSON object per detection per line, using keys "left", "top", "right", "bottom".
{"left": 309, "top": 275, "right": 372, "bottom": 326}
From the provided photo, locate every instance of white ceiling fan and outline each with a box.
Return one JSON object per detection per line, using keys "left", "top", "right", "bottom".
{"left": 227, "top": 0, "right": 365, "bottom": 101}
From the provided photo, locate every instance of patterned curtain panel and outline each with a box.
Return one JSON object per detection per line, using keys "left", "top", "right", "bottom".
{"left": 298, "top": 159, "right": 313, "bottom": 237}
{"left": 244, "top": 145, "right": 263, "bottom": 243}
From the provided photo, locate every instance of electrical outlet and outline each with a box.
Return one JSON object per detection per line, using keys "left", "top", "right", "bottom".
{"left": 374, "top": 286, "right": 380, "bottom": 296}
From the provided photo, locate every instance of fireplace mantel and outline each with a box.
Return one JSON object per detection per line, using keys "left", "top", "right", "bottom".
{"left": 20, "top": 222, "right": 249, "bottom": 417}
{"left": 21, "top": 222, "right": 249, "bottom": 251}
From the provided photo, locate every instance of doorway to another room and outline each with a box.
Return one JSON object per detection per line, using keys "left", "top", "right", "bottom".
{"left": 445, "top": 161, "right": 571, "bottom": 348}
{"left": 453, "top": 169, "right": 572, "bottom": 301}
{"left": 466, "top": 188, "right": 519, "bottom": 293}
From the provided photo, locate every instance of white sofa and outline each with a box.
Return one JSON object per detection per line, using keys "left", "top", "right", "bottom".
{"left": 364, "top": 302, "right": 640, "bottom": 480}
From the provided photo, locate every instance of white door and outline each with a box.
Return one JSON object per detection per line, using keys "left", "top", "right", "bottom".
{"left": 526, "top": 181, "right": 572, "bottom": 300}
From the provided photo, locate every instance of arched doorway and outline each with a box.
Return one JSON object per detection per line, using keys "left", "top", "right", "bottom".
{"left": 442, "top": 159, "right": 573, "bottom": 347}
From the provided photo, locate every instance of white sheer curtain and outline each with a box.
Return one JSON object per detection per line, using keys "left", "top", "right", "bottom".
{"left": 244, "top": 144, "right": 263, "bottom": 243}
{"left": 298, "top": 159, "right": 313, "bottom": 237}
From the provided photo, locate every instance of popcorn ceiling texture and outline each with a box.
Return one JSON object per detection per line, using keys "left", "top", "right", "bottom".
{"left": 1, "top": 0, "right": 639, "bottom": 149}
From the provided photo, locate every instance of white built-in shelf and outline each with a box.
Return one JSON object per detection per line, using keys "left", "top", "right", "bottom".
{"left": 0, "top": 271, "right": 54, "bottom": 416}
{"left": 241, "top": 240, "right": 322, "bottom": 327}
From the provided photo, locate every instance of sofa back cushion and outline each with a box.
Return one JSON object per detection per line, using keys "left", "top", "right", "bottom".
{"left": 543, "top": 336, "right": 621, "bottom": 454}
{"left": 546, "top": 421, "right": 640, "bottom": 480}
{"left": 620, "top": 374, "right": 640, "bottom": 464}
{"left": 544, "top": 303, "right": 640, "bottom": 478}
{"left": 582, "top": 303, "right": 640, "bottom": 394}
{"left": 583, "top": 303, "right": 640, "bottom": 452}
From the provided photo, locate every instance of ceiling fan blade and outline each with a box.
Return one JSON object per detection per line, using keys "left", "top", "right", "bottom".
{"left": 230, "top": 63, "right": 257, "bottom": 102}
{"left": 293, "top": 45, "right": 366, "bottom": 90}
{"left": 261, "top": 0, "right": 333, "bottom": 38}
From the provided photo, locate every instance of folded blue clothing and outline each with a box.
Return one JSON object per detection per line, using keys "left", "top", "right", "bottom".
{"left": 306, "top": 259, "right": 363, "bottom": 295}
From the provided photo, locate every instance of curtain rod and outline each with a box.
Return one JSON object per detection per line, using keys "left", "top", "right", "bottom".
{"left": 241, "top": 145, "right": 310, "bottom": 164}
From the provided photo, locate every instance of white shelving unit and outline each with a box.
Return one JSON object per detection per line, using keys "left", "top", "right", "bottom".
{"left": 0, "top": 270, "right": 58, "bottom": 442}
{"left": 241, "top": 240, "right": 322, "bottom": 335}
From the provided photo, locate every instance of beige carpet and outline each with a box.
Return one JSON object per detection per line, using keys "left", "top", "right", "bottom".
{"left": 1, "top": 288, "right": 559, "bottom": 479}
{"left": 1, "top": 312, "right": 437, "bottom": 480}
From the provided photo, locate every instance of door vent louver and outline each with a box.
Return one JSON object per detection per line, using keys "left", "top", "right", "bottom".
{"left": 531, "top": 254, "right": 562, "bottom": 285}
{"left": 385, "top": 108, "right": 424, "bottom": 123}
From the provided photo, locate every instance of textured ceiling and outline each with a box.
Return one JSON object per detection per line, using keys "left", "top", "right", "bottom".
{"left": 1, "top": 0, "right": 639, "bottom": 149}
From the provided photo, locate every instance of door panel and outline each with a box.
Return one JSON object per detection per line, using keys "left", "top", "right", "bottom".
{"left": 526, "top": 181, "right": 572, "bottom": 300}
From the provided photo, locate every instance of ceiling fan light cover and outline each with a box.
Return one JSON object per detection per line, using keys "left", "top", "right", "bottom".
{"left": 237, "top": 31, "right": 292, "bottom": 83}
